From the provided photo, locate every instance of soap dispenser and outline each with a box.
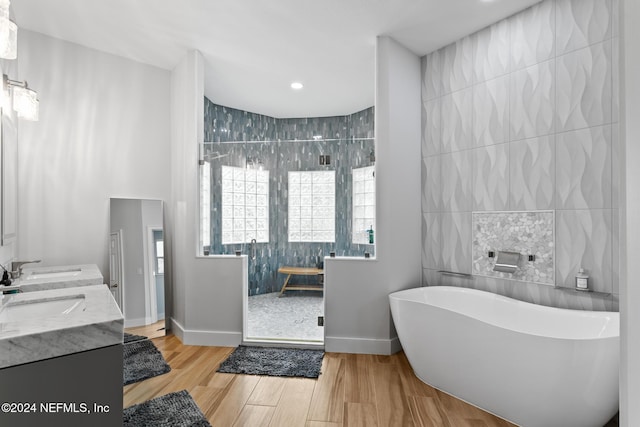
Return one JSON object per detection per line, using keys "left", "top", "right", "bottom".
{"left": 575, "top": 268, "right": 589, "bottom": 291}
{"left": 0, "top": 265, "right": 11, "bottom": 286}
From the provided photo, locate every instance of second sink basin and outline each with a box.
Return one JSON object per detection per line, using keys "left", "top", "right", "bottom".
{"left": 0, "top": 295, "right": 86, "bottom": 323}
{"left": 24, "top": 269, "right": 82, "bottom": 280}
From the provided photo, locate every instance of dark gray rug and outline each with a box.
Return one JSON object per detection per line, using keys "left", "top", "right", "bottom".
{"left": 123, "top": 390, "right": 211, "bottom": 427}
{"left": 123, "top": 339, "right": 171, "bottom": 385}
{"left": 124, "top": 332, "right": 148, "bottom": 344}
{"left": 217, "top": 345, "right": 324, "bottom": 378}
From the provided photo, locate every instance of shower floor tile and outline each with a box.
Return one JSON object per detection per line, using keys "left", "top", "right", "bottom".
{"left": 247, "top": 292, "right": 324, "bottom": 343}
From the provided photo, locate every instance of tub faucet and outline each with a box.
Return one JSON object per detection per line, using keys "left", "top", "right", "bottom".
{"left": 10, "top": 260, "right": 41, "bottom": 279}
{"left": 250, "top": 239, "right": 257, "bottom": 260}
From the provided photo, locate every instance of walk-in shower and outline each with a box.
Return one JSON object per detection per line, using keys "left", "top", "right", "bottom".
{"left": 200, "top": 99, "right": 375, "bottom": 345}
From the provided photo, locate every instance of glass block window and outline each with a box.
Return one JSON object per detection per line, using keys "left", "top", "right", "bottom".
{"left": 221, "top": 165, "right": 269, "bottom": 244}
{"left": 288, "top": 171, "right": 335, "bottom": 242}
{"left": 200, "top": 161, "right": 211, "bottom": 249}
{"left": 352, "top": 166, "right": 375, "bottom": 244}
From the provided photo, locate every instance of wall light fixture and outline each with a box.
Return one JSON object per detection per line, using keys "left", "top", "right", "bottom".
{"left": 3, "top": 74, "right": 39, "bottom": 121}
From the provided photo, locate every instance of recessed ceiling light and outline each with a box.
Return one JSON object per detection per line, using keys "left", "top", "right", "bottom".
{"left": 290, "top": 82, "right": 304, "bottom": 90}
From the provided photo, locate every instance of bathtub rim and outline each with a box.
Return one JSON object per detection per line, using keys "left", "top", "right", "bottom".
{"left": 389, "top": 285, "right": 619, "bottom": 340}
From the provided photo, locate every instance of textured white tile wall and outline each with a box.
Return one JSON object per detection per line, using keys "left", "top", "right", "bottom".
{"left": 421, "top": 0, "right": 619, "bottom": 310}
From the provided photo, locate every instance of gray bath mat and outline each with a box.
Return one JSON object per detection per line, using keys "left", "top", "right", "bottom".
{"left": 123, "top": 339, "right": 171, "bottom": 385}
{"left": 217, "top": 345, "right": 324, "bottom": 378}
{"left": 123, "top": 390, "right": 211, "bottom": 427}
{"left": 124, "top": 332, "right": 148, "bottom": 344}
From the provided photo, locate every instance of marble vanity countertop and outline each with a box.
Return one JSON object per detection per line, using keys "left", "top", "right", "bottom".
{"left": 0, "top": 285, "right": 123, "bottom": 369}
{"left": 17, "top": 264, "right": 104, "bottom": 292}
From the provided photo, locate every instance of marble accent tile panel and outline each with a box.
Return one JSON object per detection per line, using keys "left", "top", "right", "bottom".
{"left": 555, "top": 209, "right": 612, "bottom": 293}
{"left": 441, "top": 87, "right": 473, "bottom": 152}
{"left": 422, "top": 213, "right": 442, "bottom": 269}
{"left": 441, "top": 212, "right": 472, "bottom": 275}
{"left": 473, "top": 75, "right": 509, "bottom": 147}
{"left": 441, "top": 150, "right": 472, "bottom": 212}
{"left": 441, "top": 36, "right": 474, "bottom": 94}
{"left": 556, "top": 0, "right": 612, "bottom": 56}
{"left": 473, "top": 19, "right": 510, "bottom": 83}
{"left": 422, "top": 155, "right": 441, "bottom": 213}
{"left": 509, "top": 136, "right": 555, "bottom": 210}
{"left": 555, "top": 125, "right": 612, "bottom": 209}
{"left": 510, "top": 0, "right": 555, "bottom": 71}
{"left": 422, "top": 99, "right": 441, "bottom": 156}
{"left": 472, "top": 144, "right": 509, "bottom": 211}
{"left": 510, "top": 60, "right": 555, "bottom": 141}
{"left": 556, "top": 40, "right": 612, "bottom": 132}
{"left": 422, "top": 49, "right": 442, "bottom": 101}
{"left": 472, "top": 211, "right": 555, "bottom": 285}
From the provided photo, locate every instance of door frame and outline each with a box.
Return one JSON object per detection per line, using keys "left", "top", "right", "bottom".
{"left": 145, "top": 225, "right": 163, "bottom": 324}
{"left": 109, "top": 230, "right": 124, "bottom": 311}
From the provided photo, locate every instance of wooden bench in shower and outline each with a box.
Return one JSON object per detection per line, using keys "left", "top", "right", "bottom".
{"left": 277, "top": 266, "right": 324, "bottom": 297}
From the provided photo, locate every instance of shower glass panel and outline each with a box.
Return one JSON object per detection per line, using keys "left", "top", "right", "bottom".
{"left": 201, "top": 101, "right": 374, "bottom": 344}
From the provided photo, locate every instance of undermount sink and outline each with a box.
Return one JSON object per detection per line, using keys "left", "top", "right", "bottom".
{"left": 0, "top": 295, "right": 86, "bottom": 323}
{"left": 24, "top": 269, "right": 82, "bottom": 280}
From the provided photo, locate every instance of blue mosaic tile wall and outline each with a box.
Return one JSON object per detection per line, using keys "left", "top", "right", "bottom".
{"left": 204, "top": 99, "right": 375, "bottom": 295}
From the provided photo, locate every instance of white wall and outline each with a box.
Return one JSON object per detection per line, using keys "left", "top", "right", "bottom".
{"left": 15, "top": 30, "right": 171, "bottom": 276}
{"left": 324, "top": 36, "right": 422, "bottom": 354}
{"left": 621, "top": 0, "right": 639, "bottom": 424}
{"left": 169, "top": 50, "right": 244, "bottom": 346}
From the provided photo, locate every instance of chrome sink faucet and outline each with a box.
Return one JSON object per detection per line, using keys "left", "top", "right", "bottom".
{"left": 10, "top": 260, "right": 41, "bottom": 279}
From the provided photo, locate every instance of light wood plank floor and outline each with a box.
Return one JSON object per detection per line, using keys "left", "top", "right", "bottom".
{"left": 125, "top": 319, "right": 166, "bottom": 339}
{"left": 123, "top": 334, "right": 515, "bottom": 427}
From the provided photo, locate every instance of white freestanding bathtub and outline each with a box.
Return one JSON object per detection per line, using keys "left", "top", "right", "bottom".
{"left": 389, "top": 286, "right": 619, "bottom": 427}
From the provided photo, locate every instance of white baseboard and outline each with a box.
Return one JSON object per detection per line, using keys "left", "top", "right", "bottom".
{"left": 324, "top": 335, "right": 402, "bottom": 355}
{"left": 170, "top": 318, "right": 242, "bottom": 347}
{"left": 124, "top": 317, "right": 147, "bottom": 328}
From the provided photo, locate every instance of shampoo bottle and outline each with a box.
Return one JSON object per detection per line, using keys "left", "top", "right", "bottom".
{"left": 575, "top": 268, "right": 589, "bottom": 291}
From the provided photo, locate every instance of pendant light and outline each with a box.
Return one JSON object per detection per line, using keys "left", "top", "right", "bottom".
{"left": 0, "top": 0, "right": 17, "bottom": 60}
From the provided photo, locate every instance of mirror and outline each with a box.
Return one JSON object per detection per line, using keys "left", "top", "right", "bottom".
{"left": 109, "top": 198, "right": 166, "bottom": 339}
{"left": 1, "top": 97, "right": 18, "bottom": 245}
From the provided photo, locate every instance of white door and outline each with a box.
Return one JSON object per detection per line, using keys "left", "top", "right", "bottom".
{"left": 109, "top": 231, "right": 124, "bottom": 310}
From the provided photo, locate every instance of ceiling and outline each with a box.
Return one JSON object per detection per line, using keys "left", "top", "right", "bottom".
{"left": 11, "top": 0, "right": 541, "bottom": 118}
